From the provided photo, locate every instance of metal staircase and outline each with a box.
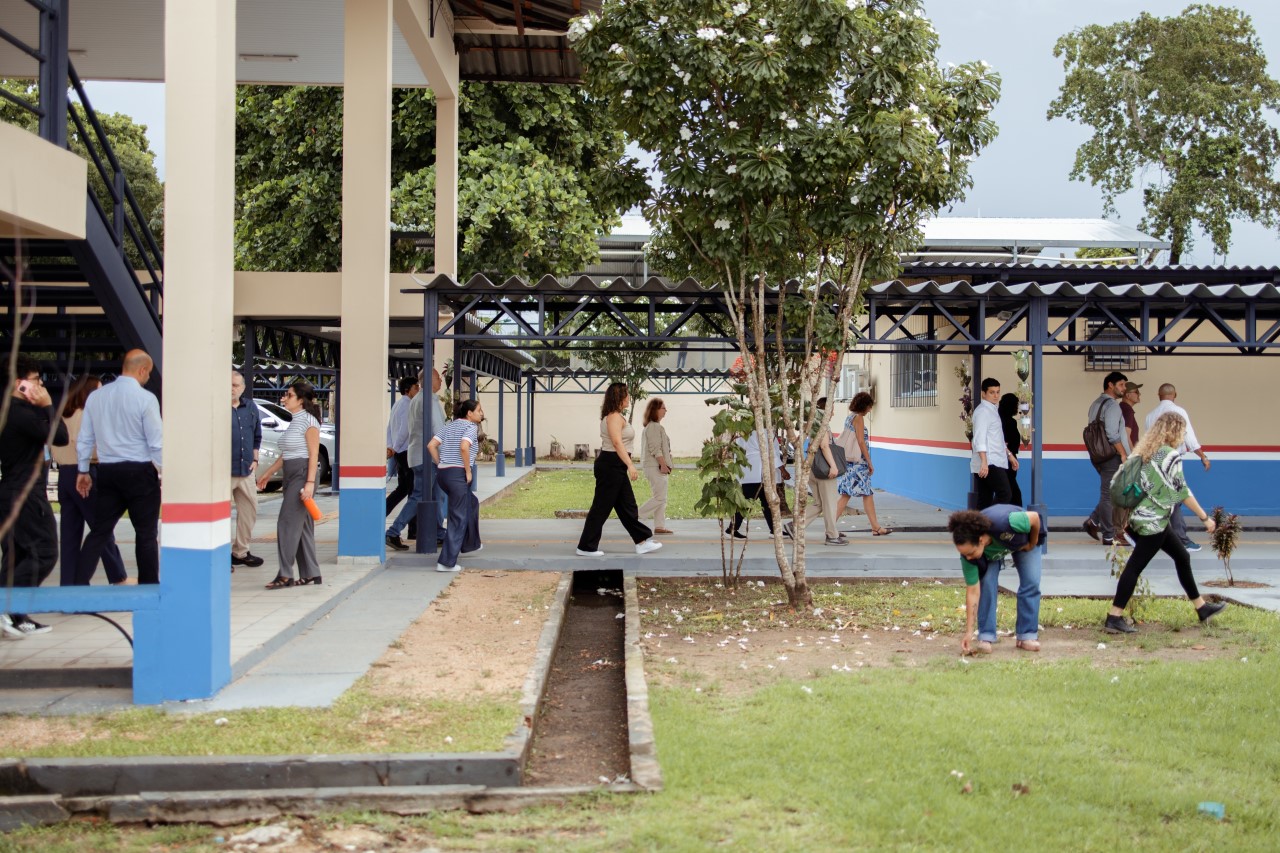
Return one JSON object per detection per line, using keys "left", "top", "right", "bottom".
{"left": 1, "top": 0, "right": 163, "bottom": 395}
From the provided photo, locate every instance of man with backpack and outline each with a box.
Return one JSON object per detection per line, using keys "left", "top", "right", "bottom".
{"left": 1083, "top": 371, "right": 1131, "bottom": 546}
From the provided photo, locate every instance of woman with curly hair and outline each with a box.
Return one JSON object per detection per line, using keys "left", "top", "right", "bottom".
{"left": 1104, "top": 412, "right": 1224, "bottom": 634}
{"left": 835, "top": 392, "right": 891, "bottom": 535}
{"left": 576, "top": 383, "right": 662, "bottom": 557}
{"left": 947, "top": 505, "right": 1043, "bottom": 654}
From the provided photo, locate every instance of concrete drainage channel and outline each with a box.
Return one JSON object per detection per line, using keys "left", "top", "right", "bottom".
{"left": 0, "top": 571, "right": 661, "bottom": 830}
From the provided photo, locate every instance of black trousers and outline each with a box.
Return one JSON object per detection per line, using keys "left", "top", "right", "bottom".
{"left": 77, "top": 461, "right": 160, "bottom": 585}
{"left": 1, "top": 490, "right": 58, "bottom": 596}
{"left": 1007, "top": 463, "right": 1024, "bottom": 507}
{"left": 731, "top": 482, "right": 776, "bottom": 534}
{"left": 1113, "top": 524, "right": 1199, "bottom": 609}
{"left": 385, "top": 450, "right": 416, "bottom": 538}
{"left": 976, "top": 466, "right": 1013, "bottom": 509}
{"left": 577, "top": 452, "right": 653, "bottom": 551}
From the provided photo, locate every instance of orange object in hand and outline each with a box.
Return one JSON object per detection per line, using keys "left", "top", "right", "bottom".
{"left": 302, "top": 494, "right": 322, "bottom": 521}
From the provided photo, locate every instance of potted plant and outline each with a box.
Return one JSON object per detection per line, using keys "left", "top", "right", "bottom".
{"left": 1210, "top": 506, "right": 1242, "bottom": 586}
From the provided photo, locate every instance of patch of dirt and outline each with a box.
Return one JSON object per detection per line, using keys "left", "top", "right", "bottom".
{"left": 637, "top": 578, "right": 1250, "bottom": 696}
{"left": 0, "top": 718, "right": 93, "bottom": 753}
{"left": 363, "top": 570, "right": 560, "bottom": 699}
{"left": 524, "top": 570, "right": 630, "bottom": 787}
{"left": 1204, "top": 579, "right": 1271, "bottom": 588}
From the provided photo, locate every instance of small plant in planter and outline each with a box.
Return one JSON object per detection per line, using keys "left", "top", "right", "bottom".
{"left": 1210, "top": 506, "right": 1243, "bottom": 586}
{"left": 548, "top": 435, "right": 564, "bottom": 459}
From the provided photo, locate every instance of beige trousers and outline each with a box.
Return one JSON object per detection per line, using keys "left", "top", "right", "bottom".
{"left": 801, "top": 475, "right": 841, "bottom": 539}
{"left": 231, "top": 474, "right": 258, "bottom": 558}
{"left": 638, "top": 466, "right": 668, "bottom": 530}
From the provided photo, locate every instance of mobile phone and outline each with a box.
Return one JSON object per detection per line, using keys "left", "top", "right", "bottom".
{"left": 16, "top": 380, "right": 33, "bottom": 400}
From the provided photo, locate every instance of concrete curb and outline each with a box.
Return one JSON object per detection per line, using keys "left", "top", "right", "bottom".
{"left": 622, "top": 576, "right": 662, "bottom": 792}
{"left": 507, "top": 573, "right": 573, "bottom": 759}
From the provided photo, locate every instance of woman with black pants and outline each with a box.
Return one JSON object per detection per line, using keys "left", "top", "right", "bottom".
{"left": 1104, "top": 412, "right": 1224, "bottom": 633}
{"left": 428, "top": 399, "right": 485, "bottom": 572}
{"left": 576, "top": 383, "right": 662, "bottom": 557}
{"left": 999, "top": 393, "right": 1024, "bottom": 507}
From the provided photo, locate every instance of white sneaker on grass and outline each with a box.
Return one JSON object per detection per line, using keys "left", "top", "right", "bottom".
{"left": 635, "top": 539, "right": 662, "bottom": 555}
{"left": 576, "top": 548, "right": 605, "bottom": 557}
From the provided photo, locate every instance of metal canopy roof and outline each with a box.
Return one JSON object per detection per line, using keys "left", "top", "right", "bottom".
{"left": 0, "top": 0, "right": 598, "bottom": 86}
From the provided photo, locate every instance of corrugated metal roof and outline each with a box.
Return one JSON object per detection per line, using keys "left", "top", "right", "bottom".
{"left": 916, "top": 217, "right": 1170, "bottom": 250}
{"left": 869, "top": 279, "right": 1280, "bottom": 300}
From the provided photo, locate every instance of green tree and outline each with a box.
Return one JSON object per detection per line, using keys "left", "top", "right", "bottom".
{"left": 1048, "top": 4, "right": 1280, "bottom": 263}
{"left": 1, "top": 79, "right": 165, "bottom": 260}
{"left": 574, "top": 0, "right": 999, "bottom": 606}
{"left": 234, "top": 83, "right": 648, "bottom": 275}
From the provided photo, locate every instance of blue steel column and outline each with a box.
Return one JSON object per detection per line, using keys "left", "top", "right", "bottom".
{"left": 38, "top": 0, "right": 69, "bottom": 147}
{"left": 496, "top": 378, "right": 506, "bottom": 477}
{"left": 1029, "top": 295, "right": 1048, "bottom": 544}
{"left": 514, "top": 370, "right": 524, "bottom": 466}
{"left": 967, "top": 310, "right": 984, "bottom": 510}
{"left": 526, "top": 373, "right": 536, "bottom": 465}
{"left": 468, "top": 368, "right": 478, "bottom": 491}
{"left": 416, "top": 289, "right": 441, "bottom": 554}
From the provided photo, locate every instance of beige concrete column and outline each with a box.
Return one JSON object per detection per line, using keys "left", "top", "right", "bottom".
{"left": 434, "top": 93, "right": 459, "bottom": 276}
{"left": 151, "top": 0, "right": 235, "bottom": 700}
{"left": 337, "top": 0, "right": 394, "bottom": 558}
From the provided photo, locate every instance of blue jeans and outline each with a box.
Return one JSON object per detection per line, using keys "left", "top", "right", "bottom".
{"left": 437, "top": 467, "right": 477, "bottom": 567}
{"left": 977, "top": 546, "right": 1042, "bottom": 642}
{"left": 388, "top": 464, "right": 423, "bottom": 536}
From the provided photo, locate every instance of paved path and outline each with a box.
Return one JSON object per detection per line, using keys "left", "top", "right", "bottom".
{"left": 4, "top": 473, "right": 1277, "bottom": 714}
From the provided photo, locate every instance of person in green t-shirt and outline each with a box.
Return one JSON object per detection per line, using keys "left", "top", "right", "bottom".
{"left": 1104, "top": 412, "right": 1225, "bottom": 634}
{"left": 948, "top": 506, "right": 1043, "bottom": 655}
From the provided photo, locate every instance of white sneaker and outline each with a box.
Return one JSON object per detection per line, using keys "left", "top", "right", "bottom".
{"left": 435, "top": 563, "right": 461, "bottom": 573}
{"left": 576, "top": 548, "right": 605, "bottom": 557}
{"left": 635, "top": 539, "right": 662, "bottom": 555}
{"left": 13, "top": 618, "right": 51, "bottom": 635}
{"left": 0, "top": 614, "right": 24, "bottom": 640}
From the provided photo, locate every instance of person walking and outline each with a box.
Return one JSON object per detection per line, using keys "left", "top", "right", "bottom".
{"left": 255, "top": 380, "right": 323, "bottom": 589}
{"left": 947, "top": 505, "right": 1044, "bottom": 654}
{"left": 971, "top": 378, "right": 1014, "bottom": 509}
{"left": 576, "top": 383, "right": 662, "bottom": 557}
{"left": 726, "top": 426, "right": 786, "bottom": 539}
{"left": 1144, "top": 383, "right": 1210, "bottom": 553}
{"left": 835, "top": 392, "right": 892, "bottom": 535}
{"left": 1082, "top": 371, "right": 1131, "bottom": 547}
{"left": 230, "top": 370, "right": 265, "bottom": 570}
{"left": 52, "top": 375, "right": 131, "bottom": 587}
{"left": 428, "top": 399, "right": 485, "bottom": 572}
{"left": 384, "top": 374, "right": 420, "bottom": 538}
{"left": 998, "top": 392, "right": 1024, "bottom": 508}
{"left": 637, "top": 398, "right": 674, "bottom": 536}
{"left": 1119, "top": 382, "right": 1142, "bottom": 449}
{"left": 1103, "top": 412, "right": 1224, "bottom": 634}
{"left": 1, "top": 355, "right": 68, "bottom": 637}
{"left": 387, "top": 368, "right": 449, "bottom": 552}
{"left": 75, "top": 350, "right": 163, "bottom": 585}
{"left": 784, "top": 398, "right": 845, "bottom": 546}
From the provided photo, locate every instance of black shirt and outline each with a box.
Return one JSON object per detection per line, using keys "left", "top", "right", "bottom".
{"left": 0, "top": 398, "right": 69, "bottom": 497}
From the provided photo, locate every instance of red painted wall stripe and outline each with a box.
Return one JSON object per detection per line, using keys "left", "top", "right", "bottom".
{"left": 875, "top": 436, "right": 1280, "bottom": 453}
{"left": 339, "top": 465, "right": 389, "bottom": 477}
{"left": 162, "top": 502, "right": 232, "bottom": 523}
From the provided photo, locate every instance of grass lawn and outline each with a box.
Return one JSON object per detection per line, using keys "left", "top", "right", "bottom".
{"left": 483, "top": 467, "right": 708, "bottom": 520}
{"left": 11, "top": 582, "right": 1280, "bottom": 851}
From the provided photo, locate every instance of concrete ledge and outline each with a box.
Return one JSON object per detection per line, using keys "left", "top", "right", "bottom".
{"left": 0, "top": 794, "right": 69, "bottom": 832}
{"left": 2, "top": 586, "right": 161, "bottom": 614}
{"left": 506, "top": 572, "right": 572, "bottom": 767}
{"left": 334, "top": 555, "right": 384, "bottom": 566}
{"left": 622, "top": 577, "right": 663, "bottom": 791}
{"left": 0, "top": 667, "right": 131, "bottom": 690}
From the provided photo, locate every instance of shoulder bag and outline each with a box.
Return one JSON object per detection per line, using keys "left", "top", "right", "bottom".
{"left": 1083, "top": 400, "right": 1117, "bottom": 465}
{"left": 813, "top": 442, "right": 848, "bottom": 480}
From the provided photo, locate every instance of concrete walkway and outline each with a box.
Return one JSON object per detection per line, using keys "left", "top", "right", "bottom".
{"left": 4, "top": 471, "right": 1277, "bottom": 714}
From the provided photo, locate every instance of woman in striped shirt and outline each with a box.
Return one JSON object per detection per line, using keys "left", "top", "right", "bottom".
{"left": 255, "top": 380, "right": 323, "bottom": 588}
{"left": 428, "top": 399, "right": 485, "bottom": 572}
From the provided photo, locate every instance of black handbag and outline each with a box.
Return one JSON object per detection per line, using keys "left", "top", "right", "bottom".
{"left": 813, "top": 443, "right": 848, "bottom": 479}
{"left": 1083, "top": 400, "right": 1117, "bottom": 465}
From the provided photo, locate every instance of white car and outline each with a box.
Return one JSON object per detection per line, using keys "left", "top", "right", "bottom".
{"left": 255, "top": 399, "right": 335, "bottom": 491}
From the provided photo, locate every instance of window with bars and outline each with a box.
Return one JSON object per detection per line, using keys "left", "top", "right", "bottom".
{"left": 1083, "top": 319, "right": 1147, "bottom": 372}
{"left": 890, "top": 347, "right": 938, "bottom": 408}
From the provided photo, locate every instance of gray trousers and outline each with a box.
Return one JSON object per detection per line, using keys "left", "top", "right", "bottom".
{"left": 277, "top": 457, "right": 320, "bottom": 580}
{"left": 1089, "top": 455, "right": 1122, "bottom": 540}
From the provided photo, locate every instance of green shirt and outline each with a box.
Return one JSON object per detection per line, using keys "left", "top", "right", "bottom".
{"left": 960, "top": 509, "right": 1033, "bottom": 586}
{"left": 1127, "top": 446, "right": 1192, "bottom": 536}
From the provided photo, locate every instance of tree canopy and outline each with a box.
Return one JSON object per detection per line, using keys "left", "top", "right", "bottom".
{"left": 573, "top": 0, "right": 999, "bottom": 605}
{"left": 235, "top": 83, "right": 648, "bottom": 276}
{"left": 1048, "top": 4, "right": 1280, "bottom": 263}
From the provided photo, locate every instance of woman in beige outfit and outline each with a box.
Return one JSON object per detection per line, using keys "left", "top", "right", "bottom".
{"left": 638, "top": 398, "right": 674, "bottom": 535}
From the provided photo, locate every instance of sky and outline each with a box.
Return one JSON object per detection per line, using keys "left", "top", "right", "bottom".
{"left": 81, "top": 0, "right": 1280, "bottom": 266}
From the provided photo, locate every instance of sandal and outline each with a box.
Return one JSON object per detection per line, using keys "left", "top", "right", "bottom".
{"left": 872, "top": 528, "right": 894, "bottom": 536}
{"left": 265, "top": 576, "right": 295, "bottom": 590}
{"left": 1015, "top": 639, "right": 1041, "bottom": 652}
{"left": 297, "top": 576, "right": 323, "bottom": 586}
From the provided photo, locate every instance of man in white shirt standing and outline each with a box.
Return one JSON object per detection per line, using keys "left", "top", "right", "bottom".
{"left": 971, "top": 377, "right": 1016, "bottom": 509}
{"left": 1145, "top": 383, "right": 1211, "bottom": 552}
{"left": 385, "top": 375, "right": 420, "bottom": 539}
{"left": 76, "top": 350, "right": 163, "bottom": 584}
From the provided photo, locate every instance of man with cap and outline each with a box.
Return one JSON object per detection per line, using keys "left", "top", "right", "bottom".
{"left": 1119, "top": 382, "right": 1142, "bottom": 448}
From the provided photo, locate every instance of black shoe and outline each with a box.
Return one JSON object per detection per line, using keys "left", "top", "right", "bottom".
{"left": 232, "top": 552, "right": 264, "bottom": 568}
{"left": 1104, "top": 614, "right": 1138, "bottom": 634}
{"left": 1083, "top": 519, "right": 1101, "bottom": 541}
{"left": 386, "top": 534, "right": 409, "bottom": 551}
{"left": 1197, "top": 601, "right": 1227, "bottom": 623}
{"left": 724, "top": 527, "right": 747, "bottom": 540}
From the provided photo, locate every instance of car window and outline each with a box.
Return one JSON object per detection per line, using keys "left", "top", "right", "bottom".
{"left": 258, "top": 401, "right": 292, "bottom": 421}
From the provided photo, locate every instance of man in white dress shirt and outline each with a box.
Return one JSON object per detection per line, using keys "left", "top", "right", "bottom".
{"left": 75, "top": 349, "right": 163, "bottom": 584}
{"left": 971, "top": 377, "right": 1016, "bottom": 509}
{"left": 1145, "top": 383, "right": 1211, "bottom": 552}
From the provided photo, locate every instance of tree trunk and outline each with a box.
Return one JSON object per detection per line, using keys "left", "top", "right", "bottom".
{"left": 785, "top": 575, "right": 813, "bottom": 609}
